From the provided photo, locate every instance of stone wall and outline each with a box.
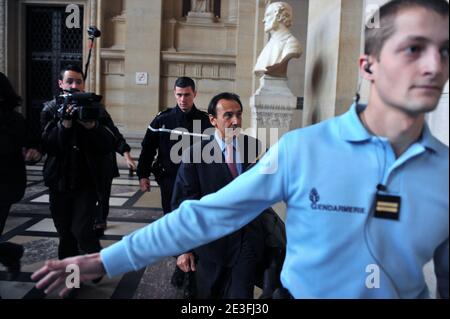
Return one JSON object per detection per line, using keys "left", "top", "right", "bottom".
{"left": 303, "top": 0, "right": 363, "bottom": 126}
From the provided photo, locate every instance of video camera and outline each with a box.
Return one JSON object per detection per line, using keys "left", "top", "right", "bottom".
{"left": 57, "top": 89, "right": 102, "bottom": 122}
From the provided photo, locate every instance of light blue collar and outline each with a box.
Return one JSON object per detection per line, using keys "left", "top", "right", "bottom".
{"left": 338, "top": 103, "right": 440, "bottom": 153}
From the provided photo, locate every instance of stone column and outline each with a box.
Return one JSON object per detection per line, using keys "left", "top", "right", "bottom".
{"left": 225, "top": 0, "right": 238, "bottom": 23}
{"left": 0, "top": 0, "right": 5, "bottom": 73}
{"left": 96, "top": 0, "right": 103, "bottom": 94}
{"left": 166, "top": 18, "right": 177, "bottom": 52}
{"left": 303, "top": 0, "right": 363, "bottom": 126}
{"left": 235, "top": 0, "right": 257, "bottom": 130}
{"left": 187, "top": 0, "right": 216, "bottom": 23}
{"left": 124, "top": 0, "right": 162, "bottom": 133}
{"left": 86, "top": 0, "right": 98, "bottom": 92}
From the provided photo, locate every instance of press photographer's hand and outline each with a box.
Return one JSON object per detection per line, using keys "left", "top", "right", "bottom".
{"left": 62, "top": 105, "right": 75, "bottom": 128}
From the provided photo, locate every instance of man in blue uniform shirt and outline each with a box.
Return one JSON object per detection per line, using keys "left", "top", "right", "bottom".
{"left": 33, "top": 0, "right": 449, "bottom": 299}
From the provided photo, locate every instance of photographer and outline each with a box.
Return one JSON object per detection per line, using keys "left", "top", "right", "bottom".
{"left": 40, "top": 65, "right": 121, "bottom": 261}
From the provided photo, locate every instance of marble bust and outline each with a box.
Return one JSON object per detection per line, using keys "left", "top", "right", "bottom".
{"left": 254, "top": 2, "right": 302, "bottom": 77}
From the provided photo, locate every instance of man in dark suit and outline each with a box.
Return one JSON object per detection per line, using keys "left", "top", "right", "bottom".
{"left": 171, "top": 92, "right": 265, "bottom": 299}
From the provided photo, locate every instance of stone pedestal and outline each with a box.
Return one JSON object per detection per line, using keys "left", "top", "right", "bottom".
{"left": 250, "top": 75, "right": 297, "bottom": 146}
{"left": 186, "top": 11, "right": 216, "bottom": 24}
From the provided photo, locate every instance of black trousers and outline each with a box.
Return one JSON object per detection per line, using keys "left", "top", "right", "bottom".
{"left": 95, "top": 179, "right": 113, "bottom": 225}
{"left": 195, "top": 238, "right": 258, "bottom": 299}
{"left": 159, "top": 176, "right": 176, "bottom": 214}
{"left": 49, "top": 189, "right": 102, "bottom": 259}
{"left": 0, "top": 241, "right": 23, "bottom": 268}
{"left": 0, "top": 203, "right": 12, "bottom": 236}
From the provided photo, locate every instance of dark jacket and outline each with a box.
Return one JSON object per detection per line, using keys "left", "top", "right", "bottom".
{"left": 40, "top": 99, "right": 116, "bottom": 194}
{"left": 0, "top": 110, "right": 27, "bottom": 204}
{"left": 137, "top": 105, "right": 212, "bottom": 183}
{"left": 41, "top": 99, "right": 130, "bottom": 179}
{"left": 171, "top": 134, "right": 264, "bottom": 266}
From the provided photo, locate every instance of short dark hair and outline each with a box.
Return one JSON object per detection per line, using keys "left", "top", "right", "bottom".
{"left": 208, "top": 92, "right": 243, "bottom": 117}
{"left": 60, "top": 64, "right": 84, "bottom": 81}
{"left": 0, "top": 72, "right": 21, "bottom": 111}
{"left": 174, "top": 77, "right": 196, "bottom": 91}
{"left": 365, "top": 0, "right": 449, "bottom": 59}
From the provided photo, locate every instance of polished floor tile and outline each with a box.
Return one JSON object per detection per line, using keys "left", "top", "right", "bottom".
{"left": 0, "top": 167, "right": 184, "bottom": 299}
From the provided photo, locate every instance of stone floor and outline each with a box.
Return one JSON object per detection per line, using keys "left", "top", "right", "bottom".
{"left": 0, "top": 163, "right": 185, "bottom": 299}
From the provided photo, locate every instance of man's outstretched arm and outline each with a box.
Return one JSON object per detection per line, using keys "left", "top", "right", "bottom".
{"left": 32, "top": 138, "right": 288, "bottom": 295}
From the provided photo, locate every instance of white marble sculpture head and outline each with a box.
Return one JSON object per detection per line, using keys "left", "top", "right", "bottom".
{"left": 254, "top": 2, "right": 302, "bottom": 77}
{"left": 264, "top": 1, "right": 293, "bottom": 33}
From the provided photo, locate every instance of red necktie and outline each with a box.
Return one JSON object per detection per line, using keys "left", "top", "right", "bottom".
{"left": 225, "top": 143, "right": 238, "bottom": 179}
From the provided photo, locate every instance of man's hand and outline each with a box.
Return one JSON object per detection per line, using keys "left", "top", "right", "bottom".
{"left": 139, "top": 178, "right": 151, "bottom": 192}
{"left": 31, "top": 253, "right": 106, "bottom": 298}
{"left": 176, "top": 253, "right": 196, "bottom": 273}
{"left": 77, "top": 120, "right": 97, "bottom": 130}
{"left": 124, "top": 152, "right": 137, "bottom": 171}
{"left": 23, "top": 148, "right": 42, "bottom": 163}
{"left": 61, "top": 105, "right": 75, "bottom": 128}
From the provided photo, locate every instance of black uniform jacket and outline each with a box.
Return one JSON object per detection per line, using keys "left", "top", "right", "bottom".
{"left": 137, "top": 105, "right": 212, "bottom": 182}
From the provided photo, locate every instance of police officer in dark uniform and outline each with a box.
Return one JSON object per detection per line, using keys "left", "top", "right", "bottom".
{"left": 137, "top": 77, "right": 211, "bottom": 293}
{"left": 137, "top": 77, "right": 212, "bottom": 214}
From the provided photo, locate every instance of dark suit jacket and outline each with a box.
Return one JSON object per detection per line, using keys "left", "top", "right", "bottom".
{"left": 171, "top": 134, "right": 264, "bottom": 267}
